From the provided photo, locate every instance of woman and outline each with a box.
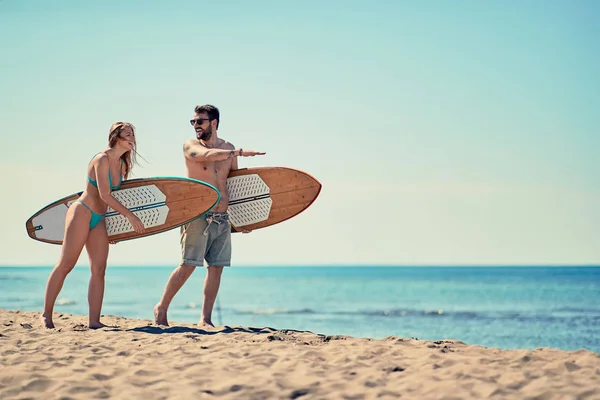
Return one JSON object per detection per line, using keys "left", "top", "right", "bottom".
{"left": 40, "top": 122, "right": 145, "bottom": 329}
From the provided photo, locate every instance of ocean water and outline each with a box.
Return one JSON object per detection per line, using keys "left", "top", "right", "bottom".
{"left": 1, "top": 266, "right": 598, "bottom": 353}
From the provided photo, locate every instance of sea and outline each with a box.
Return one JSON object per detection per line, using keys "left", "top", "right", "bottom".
{"left": 1, "top": 266, "right": 598, "bottom": 354}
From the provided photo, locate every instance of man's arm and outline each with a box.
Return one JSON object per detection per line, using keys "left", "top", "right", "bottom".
{"left": 183, "top": 140, "right": 265, "bottom": 163}
{"left": 184, "top": 141, "right": 239, "bottom": 162}
{"left": 231, "top": 150, "right": 239, "bottom": 170}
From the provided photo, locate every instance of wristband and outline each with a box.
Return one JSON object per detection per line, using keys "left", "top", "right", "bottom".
{"left": 239, "top": 148, "right": 243, "bottom": 156}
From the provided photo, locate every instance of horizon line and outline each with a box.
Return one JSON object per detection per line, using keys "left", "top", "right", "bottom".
{"left": 1, "top": 264, "right": 599, "bottom": 268}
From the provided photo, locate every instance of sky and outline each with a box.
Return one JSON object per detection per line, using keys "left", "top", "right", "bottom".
{"left": 0, "top": 0, "right": 598, "bottom": 266}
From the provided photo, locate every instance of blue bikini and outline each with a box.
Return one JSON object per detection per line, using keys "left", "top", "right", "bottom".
{"left": 75, "top": 154, "right": 123, "bottom": 229}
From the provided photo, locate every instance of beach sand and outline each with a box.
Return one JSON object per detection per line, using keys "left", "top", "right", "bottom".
{"left": 1, "top": 308, "right": 598, "bottom": 399}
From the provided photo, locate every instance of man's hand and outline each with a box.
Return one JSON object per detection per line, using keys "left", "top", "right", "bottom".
{"left": 242, "top": 229, "right": 253, "bottom": 234}
{"left": 240, "top": 149, "right": 266, "bottom": 157}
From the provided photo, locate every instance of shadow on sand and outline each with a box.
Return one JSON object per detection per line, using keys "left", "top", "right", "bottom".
{"left": 128, "top": 325, "right": 315, "bottom": 336}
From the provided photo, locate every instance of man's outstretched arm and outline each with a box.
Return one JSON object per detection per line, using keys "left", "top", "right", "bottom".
{"left": 183, "top": 141, "right": 265, "bottom": 163}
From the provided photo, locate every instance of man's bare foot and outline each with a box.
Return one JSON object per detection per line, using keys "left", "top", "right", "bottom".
{"left": 89, "top": 322, "right": 108, "bottom": 329}
{"left": 154, "top": 304, "right": 169, "bottom": 326}
{"left": 199, "top": 319, "right": 215, "bottom": 328}
{"left": 40, "top": 314, "right": 55, "bottom": 329}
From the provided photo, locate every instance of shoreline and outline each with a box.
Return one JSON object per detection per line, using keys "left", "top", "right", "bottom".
{"left": 1, "top": 308, "right": 599, "bottom": 399}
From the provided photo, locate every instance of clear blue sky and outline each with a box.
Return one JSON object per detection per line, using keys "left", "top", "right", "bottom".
{"left": 1, "top": 0, "right": 598, "bottom": 266}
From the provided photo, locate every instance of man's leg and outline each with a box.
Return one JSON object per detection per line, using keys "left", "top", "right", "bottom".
{"left": 154, "top": 264, "right": 195, "bottom": 326}
{"left": 200, "top": 265, "right": 223, "bottom": 327}
{"left": 200, "top": 217, "right": 232, "bottom": 327}
{"left": 154, "top": 219, "right": 207, "bottom": 326}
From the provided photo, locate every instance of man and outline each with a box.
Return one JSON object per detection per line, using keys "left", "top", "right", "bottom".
{"left": 154, "top": 104, "right": 265, "bottom": 327}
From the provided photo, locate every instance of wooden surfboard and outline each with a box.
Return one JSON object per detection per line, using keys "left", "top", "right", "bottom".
{"left": 25, "top": 177, "right": 220, "bottom": 245}
{"left": 226, "top": 167, "right": 321, "bottom": 232}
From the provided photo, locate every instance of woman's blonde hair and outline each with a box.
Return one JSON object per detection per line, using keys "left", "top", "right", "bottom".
{"left": 108, "top": 122, "right": 137, "bottom": 179}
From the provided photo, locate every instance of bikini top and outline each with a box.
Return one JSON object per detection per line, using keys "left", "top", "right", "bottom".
{"left": 87, "top": 153, "right": 123, "bottom": 191}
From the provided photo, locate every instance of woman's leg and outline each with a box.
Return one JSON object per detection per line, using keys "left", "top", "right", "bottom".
{"left": 41, "top": 204, "right": 90, "bottom": 328}
{"left": 85, "top": 219, "right": 109, "bottom": 329}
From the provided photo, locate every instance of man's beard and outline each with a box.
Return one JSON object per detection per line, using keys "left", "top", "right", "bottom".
{"left": 198, "top": 126, "right": 212, "bottom": 141}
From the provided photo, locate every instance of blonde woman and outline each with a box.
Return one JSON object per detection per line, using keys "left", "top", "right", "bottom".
{"left": 41, "top": 122, "right": 145, "bottom": 329}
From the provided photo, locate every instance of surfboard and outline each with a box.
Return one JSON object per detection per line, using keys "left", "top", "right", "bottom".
{"left": 25, "top": 177, "right": 220, "bottom": 245}
{"left": 226, "top": 167, "right": 321, "bottom": 232}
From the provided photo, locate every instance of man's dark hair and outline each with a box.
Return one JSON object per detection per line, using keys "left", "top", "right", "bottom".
{"left": 194, "top": 104, "right": 220, "bottom": 129}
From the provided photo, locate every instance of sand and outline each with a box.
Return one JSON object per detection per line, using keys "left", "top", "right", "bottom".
{"left": 0, "top": 308, "right": 599, "bottom": 400}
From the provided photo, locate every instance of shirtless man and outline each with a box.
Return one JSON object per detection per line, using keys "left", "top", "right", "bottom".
{"left": 154, "top": 104, "right": 265, "bottom": 327}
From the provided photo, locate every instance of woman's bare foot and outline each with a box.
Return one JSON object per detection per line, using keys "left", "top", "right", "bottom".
{"left": 40, "top": 314, "right": 55, "bottom": 329}
{"left": 154, "top": 304, "right": 169, "bottom": 326}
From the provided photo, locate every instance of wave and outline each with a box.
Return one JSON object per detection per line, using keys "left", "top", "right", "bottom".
{"left": 554, "top": 306, "right": 600, "bottom": 313}
{"left": 56, "top": 298, "right": 77, "bottom": 306}
{"left": 0, "top": 275, "right": 29, "bottom": 281}
{"left": 233, "top": 308, "right": 316, "bottom": 315}
{"left": 228, "top": 307, "right": 600, "bottom": 322}
{"left": 231, "top": 308, "right": 469, "bottom": 317}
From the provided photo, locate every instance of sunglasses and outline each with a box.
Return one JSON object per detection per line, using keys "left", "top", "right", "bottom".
{"left": 190, "top": 118, "right": 211, "bottom": 126}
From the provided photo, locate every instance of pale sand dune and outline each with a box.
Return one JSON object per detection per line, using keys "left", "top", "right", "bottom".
{"left": 1, "top": 308, "right": 599, "bottom": 400}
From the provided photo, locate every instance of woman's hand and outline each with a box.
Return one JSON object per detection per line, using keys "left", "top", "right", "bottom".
{"left": 127, "top": 213, "right": 145, "bottom": 233}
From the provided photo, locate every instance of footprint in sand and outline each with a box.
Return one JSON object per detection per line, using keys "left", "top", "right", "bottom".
{"left": 71, "top": 324, "right": 87, "bottom": 332}
{"left": 290, "top": 388, "right": 311, "bottom": 399}
{"left": 91, "top": 373, "right": 111, "bottom": 381}
{"left": 22, "top": 377, "right": 52, "bottom": 392}
{"left": 68, "top": 385, "right": 99, "bottom": 395}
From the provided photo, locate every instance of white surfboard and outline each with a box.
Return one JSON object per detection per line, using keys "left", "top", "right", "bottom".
{"left": 26, "top": 177, "right": 220, "bottom": 244}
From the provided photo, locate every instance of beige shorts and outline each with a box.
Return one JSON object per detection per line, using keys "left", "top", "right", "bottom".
{"left": 180, "top": 212, "right": 232, "bottom": 267}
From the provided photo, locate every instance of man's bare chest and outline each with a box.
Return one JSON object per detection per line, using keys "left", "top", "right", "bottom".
{"left": 201, "top": 158, "right": 232, "bottom": 176}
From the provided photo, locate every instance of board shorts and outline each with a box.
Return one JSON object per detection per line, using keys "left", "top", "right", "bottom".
{"left": 180, "top": 211, "right": 232, "bottom": 267}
